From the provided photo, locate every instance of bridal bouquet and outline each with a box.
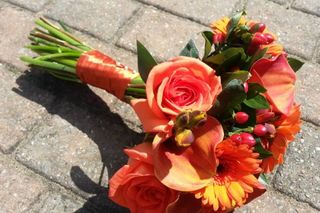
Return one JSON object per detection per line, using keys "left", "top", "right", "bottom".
{"left": 21, "top": 12, "right": 303, "bottom": 213}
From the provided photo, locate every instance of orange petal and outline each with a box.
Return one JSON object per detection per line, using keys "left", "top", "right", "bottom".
{"left": 153, "top": 116, "right": 224, "bottom": 192}
{"left": 249, "top": 54, "right": 296, "bottom": 115}
{"left": 124, "top": 143, "right": 153, "bottom": 165}
{"left": 130, "top": 99, "right": 171, "bottom": 133}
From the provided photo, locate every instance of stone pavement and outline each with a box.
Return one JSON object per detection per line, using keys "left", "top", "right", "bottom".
{"left": 0, "top": 0, "right": 319, "bottom": 212}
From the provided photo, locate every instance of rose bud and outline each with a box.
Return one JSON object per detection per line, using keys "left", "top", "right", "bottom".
{"left": 240, "top": 133, "right": 256, "bottom": 147}
{"left": 213, "top": 32, "right": 225, "bottom": 44}
{"left": 175, "top": 129, "right": 195, "bottom": 147}
{"left": 253, "top": 124, "right": 268, "bottom": 136}
{"left": 235, "top": 112, "right": 249, "bottom": 124}
{"left": 265, "top": 123, "right": 276, "bottom": 135}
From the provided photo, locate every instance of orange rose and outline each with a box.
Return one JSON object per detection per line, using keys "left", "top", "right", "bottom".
{"left": 131, "top": 56, "right": 221, "bottom": 134}
{"left": 108, "top": 143, "right": 178, "bottom": 213}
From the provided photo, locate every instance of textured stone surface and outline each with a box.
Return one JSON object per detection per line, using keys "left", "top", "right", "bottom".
{"left": 295, "top": 62, "right": 320, "bottom": 125}
{"left": 137, "top": 0, "right": 240, "bottom": 24}
{"left": 235, "top": 189, "right": 318, "bottom": 213}
{"left": 0, "top": 64, "right": 53, "bottom": 153}
{"left": 44, "top": 0, "right": 141, "bottom": 41}
{"left": 6, "top": 0, "right": 50, "bottom": 12}
{"left": 268, "top": 0, "right": 291, "bottom": 5}
{"left": 247, "top": 0, "right": 320, "bottom": 59}
{"left": 29, "top": 191, "right": 86, "bottom": 213}
{"left": 273, "top": 123, "right": 320, "bottom": 209}
{"left": 118, "top": 7, "right": 205, "bottom": 60}
{"left": 0, "top": 6, "right": 35, "bottom": 70}
{"left": 292, "top": 0, "right": 320, "bottom": 16}
{"left": 0, "top": 154, "right": 48, "bottom": 213}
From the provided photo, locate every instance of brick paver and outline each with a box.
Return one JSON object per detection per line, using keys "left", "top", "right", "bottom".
{"left": 247, "top": 0, "right": 320, "bottom": 60}
{"left": 0, "top": 64, "right": 54, "bottom": 154}
{"left": 0, "top": 0, "right": 320, "bottom": 212}
{"left": 0, "top": 6, "right": 35, "bottom": 70}
{"left": 43, "top": 0, "right": 141, "bottom": 42}
{"left": 0, "top": 154, "right": 48, "bottom": 213}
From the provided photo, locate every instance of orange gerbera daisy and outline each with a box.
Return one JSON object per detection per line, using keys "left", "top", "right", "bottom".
{"left": 194, "top": 139, "right": 264, "bottom": 212}
{"left": 210, "top": 17, "right": 247, "bottom": 36}
{"left": 261, "top": 104, "right": 301, "bottom": 173}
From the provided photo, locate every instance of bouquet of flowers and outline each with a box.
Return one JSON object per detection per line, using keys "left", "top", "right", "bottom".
{"left": 21, "top": 12, "right": 303, "bottom": 213}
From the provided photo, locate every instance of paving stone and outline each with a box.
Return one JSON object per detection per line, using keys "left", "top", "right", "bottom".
{"left": 295, "top": 62, "right": 320, "bottom": 125}
{"left": 0, "top": 154, "right": 48, "bottom": 213}
{"left": 0, "top": 64, "right": 54, "bottom": 154}
{"left": 28, "top": 191, "right": 86, "bottom": 213}
{"left": 14, "top": 83, "right": 143, "bottom": 194}
{"left": 6, "top": 0, "right": 50, "bottom": 12}
{"left": 0, "top": 6, "right": 35, "bottom": 70}
{"left": 117, "top": 7, "right": 205, "bottom": 61}
{"left": 273, "top": 122, "right": 320, "bottom": 209}
{"left": 235, "top": 189, "right": 318, "bottom": 213}
{"left": 268, "top": 0, "right": 291, "bottom": 5}
{"left": 137, "top": 0, "right": 240, "bottom": 25}
{"left": 292, "top": 0, "right": 320, "bottom": 17}
{"left": 247, "top": 0, "right": 320, "bottom": 59}
{"left": 43, "top": 0, "right": 141, "bottom": 42}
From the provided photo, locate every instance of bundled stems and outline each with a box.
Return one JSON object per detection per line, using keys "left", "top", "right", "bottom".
{"left": 21, "top": 17, "right": 146, "bottom": 99}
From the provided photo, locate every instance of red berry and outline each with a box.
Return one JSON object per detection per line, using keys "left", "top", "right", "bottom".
{"left": 243, "top": 82, "right": 249, "bottom": 93}
{"left": 253, "top": 124, "right": 267, "bottom": 136}
{"left": 240, "top": 133, "right": 256, "bottom": 147}
{"left": 231, "top": 134, "right": 242, "bottom": 144}
{"left": 264, "top": 33, "right": 274, "bottom": 43}
{"left": 235, "top": 112, "right": 249, "bottom": 124}
{"left": 250, "top": 23, "right": 266, "bottom": 33}
{"left": 251, "top": 32, "right": 268, "bottom": 45}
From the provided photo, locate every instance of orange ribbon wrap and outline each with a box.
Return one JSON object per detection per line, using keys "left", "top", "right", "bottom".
{"left": 76, "top": 50, "right": 138, "bottom": 99}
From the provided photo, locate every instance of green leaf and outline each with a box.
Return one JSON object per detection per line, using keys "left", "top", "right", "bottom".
{"left": 137, "top": 40, "right": 158, "bottom": 83}
{"left": 258, "top": 173, "right": 269, "bottom": 186}
{"left": 226, "top": 11, "right": 246, "bottom": 40}
{"left": 254, "top": 140, "right": 273, "bottom": 159}
{"left": 201, "top": 31, "right": 213, "bottom": 58}
{"left": 244, "top": 94, "right": 270, "bottom": 109}
{"left": 210, "top": 79, "right": 246, "bottom": 118}
{"left": 288, "top": 57, "right": 304, "bottom": 72}
{"left": 221, "top": 71, "right": 250, "bottom": 87}
{"left": 246, "top": 47, "right": 268, "bottom": 69}
{"left": 246, "top": 82, "right": 267, "bottom": 99}
{"left": 205, "top": 48, "right": 247, "bottom": 73}
{"left": 180, "top": 39, "right": 199, "bottom": 58}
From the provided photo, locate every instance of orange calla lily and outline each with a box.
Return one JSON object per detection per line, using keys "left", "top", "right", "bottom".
{"left": 248, "top": 54, "right": 296, "bottom": 115}
{"left": 153, "top": 116, "right": 224, "bottom": 192}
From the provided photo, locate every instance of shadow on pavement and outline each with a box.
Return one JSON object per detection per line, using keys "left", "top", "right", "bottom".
{"left": 14, "top": 68, "right": 140, "bottom": 213}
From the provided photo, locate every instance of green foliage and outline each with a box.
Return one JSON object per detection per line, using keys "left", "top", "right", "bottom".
{"left": 243, "top": 94, "right": 270, "bottom": 109}
{"left": 137, "top": 40, "right": 158, "bottom": 83}
{"left": 254, "top": 138, "right": 273, "bottom": 159}
{"left": 180, "top": 39, "right": 200, "bottom": 58}
{"left": 221, "top": 71, "right": 250, "bottom": 87}
{"left": 201, "top": 31, "right": 214, "bottom": 58}
{"left": 210, "top": 79, "right": 247, "bottom": 118}
{"left": 287, "top": 57, "right": 304, "bottom": 72}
